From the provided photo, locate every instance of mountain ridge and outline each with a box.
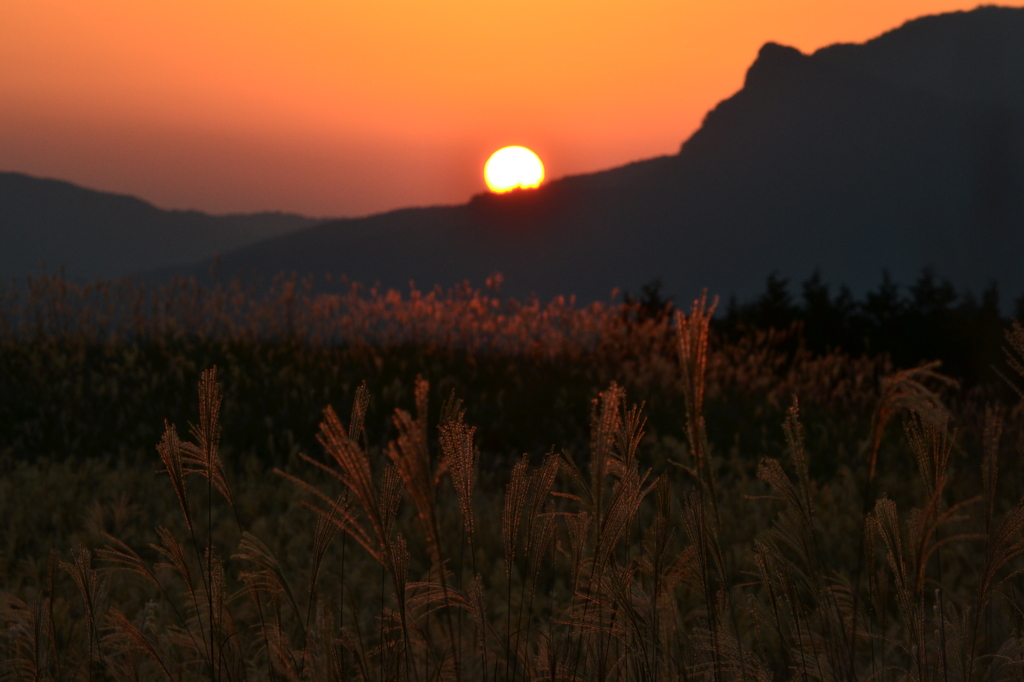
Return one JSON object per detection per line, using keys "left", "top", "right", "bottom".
{"left": 4, "top": 5, "right": 1024, "bottom": 304}
{"left": 180, "top": 5, "right": 1023, "bottom": 302}
{"left": 0, "top": 171, "right": 319, "bottom": 280}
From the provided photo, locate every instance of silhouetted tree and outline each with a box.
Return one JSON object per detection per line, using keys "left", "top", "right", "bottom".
{"left": 623, "top": 278, "right": 674, "bottom": 323}
{"left": 716, "top": 268, "right": 1014, "bottom": 387}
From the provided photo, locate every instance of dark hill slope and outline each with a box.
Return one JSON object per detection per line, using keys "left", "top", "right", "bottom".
{"left": 0, "top": 172, "right": 317, "bottom": 280}
{"left": 814, "top": 7, "right": 1024, "bottom": 107}
{"left": 189, "top": 6, "right": 1024, "bottom": 303}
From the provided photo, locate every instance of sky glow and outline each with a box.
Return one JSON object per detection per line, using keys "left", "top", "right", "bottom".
{"left": 1, "top": 1, "right": 1019, "bottom": 216}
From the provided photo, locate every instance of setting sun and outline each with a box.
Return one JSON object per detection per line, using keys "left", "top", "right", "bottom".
{"left": 484, "top": 146, "right": 545, "bottom": 193}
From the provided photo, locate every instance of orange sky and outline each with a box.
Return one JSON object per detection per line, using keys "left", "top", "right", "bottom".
{"left": 2, "top": 1, "right": 1021, "bottom": 217}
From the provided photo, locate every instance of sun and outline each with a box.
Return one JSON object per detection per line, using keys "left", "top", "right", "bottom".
{"left": 484, "top": 146, "right": 545, "bottom": 193}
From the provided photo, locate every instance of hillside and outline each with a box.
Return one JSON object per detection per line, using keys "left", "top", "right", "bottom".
{"left": 3, "top": 6, "right": 1023, "bottom": 301}
{"left": 0, "top": 172, "right": 318, "bottom": 280}
{"left": 178, "top": 6, "right": 1024, "bottom": 302}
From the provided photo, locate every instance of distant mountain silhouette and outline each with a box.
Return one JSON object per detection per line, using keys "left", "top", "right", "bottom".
{"left": 6, "top": 6, "right": 1023, "bottom": 303}
{"left": 0, "top": 172, "right": 317, "bottom": 280}
{"left": 174, "top": 5, "right": 1023, "bottom": 303}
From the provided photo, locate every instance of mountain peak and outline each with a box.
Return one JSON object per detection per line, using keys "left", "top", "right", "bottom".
{"left": 744, "top": 42, "right": 809, "bottom": 90}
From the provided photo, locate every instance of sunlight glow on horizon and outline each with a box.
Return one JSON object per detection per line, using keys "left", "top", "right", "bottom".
{"left": 484, "top": 147, "right": 545, "bottom": 193}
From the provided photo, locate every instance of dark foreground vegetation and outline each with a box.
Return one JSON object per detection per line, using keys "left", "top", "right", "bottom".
{"left": 3, "top": 273, "right": 1024, "bottom": 681}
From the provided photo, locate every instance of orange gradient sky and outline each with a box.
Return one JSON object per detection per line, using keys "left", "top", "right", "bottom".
{"left": 2, "top": 1, "right": 1021, "bottom": 217}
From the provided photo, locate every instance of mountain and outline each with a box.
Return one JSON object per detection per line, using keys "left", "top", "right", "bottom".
{"left": 0, "top": 172, "right": 318, "bottom": 280}
{"left": 171, "top": 5, "right": 1023, "bottom": 303}
{"left": 6, "top": 6, "right": 1024, "bottom": 303}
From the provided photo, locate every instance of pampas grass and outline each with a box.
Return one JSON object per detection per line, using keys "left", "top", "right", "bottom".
{"left": 5, "top": 289, "right": 1024, "bottom": 682}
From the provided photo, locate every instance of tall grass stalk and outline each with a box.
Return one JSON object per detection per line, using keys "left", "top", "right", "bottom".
{"left": 8, "top": 292, "right": 1024, "bottom": 682}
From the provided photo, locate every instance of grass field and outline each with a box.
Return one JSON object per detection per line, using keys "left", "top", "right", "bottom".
{"left": 3, "top": 274, "right": 1024, "bottom": 682}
